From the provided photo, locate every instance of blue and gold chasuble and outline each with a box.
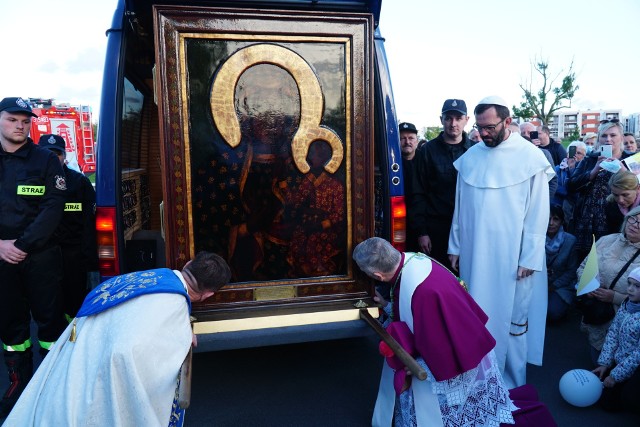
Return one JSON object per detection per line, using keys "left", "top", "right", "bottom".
{"left": 77, "top": 268, "right": 191, "bottom": 427}
{"left": 78, "top": 268, "right": 191, "bottom": 317}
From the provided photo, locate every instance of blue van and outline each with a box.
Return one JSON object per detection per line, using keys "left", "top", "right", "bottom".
{"left": 95, "top": 0, "right": 406, "bottom": 350}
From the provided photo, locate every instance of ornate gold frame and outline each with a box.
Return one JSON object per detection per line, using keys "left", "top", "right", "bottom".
{"left": 154, "top": 7, "right": 373, "bottom": 309}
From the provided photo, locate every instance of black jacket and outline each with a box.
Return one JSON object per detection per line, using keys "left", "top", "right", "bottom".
{"left": 402, "top": 156, "right": 419, "bottom": 250}
{"left": 54, "top": 165, "right": 98, "bottom": 269}
{"left": 0, "top": 140, "right": 66, "bottom": 252}
{"left": 411, "top": 132, "right": 472, "bottom": 236}
{"left": 605, "top": 201, "right": 624, "bottom": 235}
{"left": 541, "top": 140, "right": 567, "bottom": 166}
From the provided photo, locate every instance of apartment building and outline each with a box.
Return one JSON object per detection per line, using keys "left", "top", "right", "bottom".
{"left": 545, "top": 109, "right": 622, "bottom": 140}
{"left": 519, "top": 109, "right": 639, "bottom": 140}
{"left": 627, "top": 113, "right": 640, "bottom": 137}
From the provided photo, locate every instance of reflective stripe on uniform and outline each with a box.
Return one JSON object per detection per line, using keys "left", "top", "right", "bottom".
{"left": 38, "top": 340, "right": 55, "bottom": 350}
{"left": 17, "top": 185, "right": 45, "bottom": 196}
{"left": 64, "top": 203, "right": 82, "bottom": 211}
{"left": 3, "top": 338, "right": 32, "bottom": 352}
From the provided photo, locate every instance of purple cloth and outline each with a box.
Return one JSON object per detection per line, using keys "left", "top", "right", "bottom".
{"left": 391, "top": 253, "right": 496, "bottom": 381}
{"left": 506, "top": 385, "right": 558, "bottom": 427}
{"left": 383, "top": 321, "right": 417, "bottom": 395}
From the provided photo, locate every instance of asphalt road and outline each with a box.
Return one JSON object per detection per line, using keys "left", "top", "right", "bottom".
{"left": 1, "top": 309, "right": 638, "bottom": 426}
{"left": 183, "top": 309, "right": 639, "bottom": 426}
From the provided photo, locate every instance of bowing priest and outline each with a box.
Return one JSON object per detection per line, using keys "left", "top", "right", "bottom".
{"left": 4, "top": 251, "right": 231, "bottom": 427}
{"left": 353, "top": 237, "right": 556, "bottom": 427}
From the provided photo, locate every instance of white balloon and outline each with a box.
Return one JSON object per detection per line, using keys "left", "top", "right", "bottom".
{"left": 559, "top": 369, "right": 603, "bottom": 407}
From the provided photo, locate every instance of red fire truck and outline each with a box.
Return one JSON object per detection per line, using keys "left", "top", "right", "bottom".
{"left": 28, "top": 98, "right": 96, "bottom": 173}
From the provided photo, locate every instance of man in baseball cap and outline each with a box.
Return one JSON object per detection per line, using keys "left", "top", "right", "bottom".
{"left": 38, "top": 133, "right": 100, "bottom": 325}
{"left": 399, "top": 122, "right": 419, "bottom": 159}
{"left": 398, "top": 122, "right": 420, "bottom": 251}
{"left": 441, "top": 98, "right": 467, "bottom": 116}
{"left": 0, "top": 99, "right": 67, "bottom": 417}
{"left": 411, "top": 99, "right": 472, "bottom": 267}
{"left": 0, "top": 97, "right": 37, "bottom": 118}
{"left": 38, "top": 134, "right": 66, "bottom": 155}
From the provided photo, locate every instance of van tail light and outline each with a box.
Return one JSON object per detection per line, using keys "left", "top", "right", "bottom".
{"left": 390, "top": 196, "right": 406, "bottom": 252}
{"left": 96, "top": 207, "right": 120, "bottom": 277}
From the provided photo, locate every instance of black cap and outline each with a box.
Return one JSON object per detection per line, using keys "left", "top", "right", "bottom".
{"left": 441, "top": 99, "right": 467, "bottom": 115}
{"left": 0, "top": 97, "right": 37, "bottom": 117}
{"left": 38, "top": 134, "right": 66, "bottom": 154}
{"left": 399, "top": 122, "right": 418, "bottom": 134}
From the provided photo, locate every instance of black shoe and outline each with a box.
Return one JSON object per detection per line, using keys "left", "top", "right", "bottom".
{"left": 1, "top": 350, "right": 33, "bottom": 417}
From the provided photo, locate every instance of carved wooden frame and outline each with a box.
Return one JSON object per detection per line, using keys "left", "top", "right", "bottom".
{"left": 154, "top": 6, "right": 374, "bottom": 309}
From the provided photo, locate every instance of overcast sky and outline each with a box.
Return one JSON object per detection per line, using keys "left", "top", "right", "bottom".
{"left": 2, "top": 0, "right": 639, "bottom": 131}
{"left": 381, "top": 0, "right": 640, "bottom": 129}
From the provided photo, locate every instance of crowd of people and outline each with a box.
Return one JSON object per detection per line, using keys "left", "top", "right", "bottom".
{"left": 2, "top": 89, "right": 639, "bottom": 425}
{"left": 388, "top": 96, "right": 640, "bottom": 424}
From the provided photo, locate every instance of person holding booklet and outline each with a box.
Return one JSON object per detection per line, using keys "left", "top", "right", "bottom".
{"left": 576, "top": 206, "right": 640, "bottom": 364}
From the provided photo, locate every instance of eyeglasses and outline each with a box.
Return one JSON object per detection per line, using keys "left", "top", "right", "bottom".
{"left": 627, "top": 216, "right": 640, "bottom": 226}
{"left": 600, "top": 118, "right": 620, "bottom": 124}
{"left": 473, "top": 118, "right": 505, "bottom": 133}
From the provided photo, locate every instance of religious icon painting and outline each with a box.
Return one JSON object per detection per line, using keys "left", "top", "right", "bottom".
{"left": 154, "top": 7, "right": 375, "bottom": 308}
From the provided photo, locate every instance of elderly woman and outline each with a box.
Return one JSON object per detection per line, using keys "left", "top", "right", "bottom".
{"left": 553, "top": 140, "right": 586, "bottom": 230}
{"left": 605, "top": 169, "right": 640, "bottom": 234}
{"left": 546, "top": 205, "right": 579, "bottom": 321}
{"left": 578, "top": 206, "right": 640, "bottom": 363}
{"left": 568, "top": 119, "right": 630, "bottom": 261}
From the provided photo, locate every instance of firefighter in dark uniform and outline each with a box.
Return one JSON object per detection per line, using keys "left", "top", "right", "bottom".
{"left": 0, "top": 97, "right": 68, "bottom": 417}
{"left": 38, "top": 134, "right": 99, "bottom": 318}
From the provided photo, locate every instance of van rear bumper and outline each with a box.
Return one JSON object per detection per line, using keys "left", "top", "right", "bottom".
{"left": 193, "top": 306, "right": 379, "bottom": 352}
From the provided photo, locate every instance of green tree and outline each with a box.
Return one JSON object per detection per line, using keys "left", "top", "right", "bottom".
{"left": 558, "top": 128, "right": 581, "bottom": 146}
{"left": 512, "top": 59, "right": 579, "bottom": 126}
{"left": 421, "top": 126, "right": 441, "bottom": 141}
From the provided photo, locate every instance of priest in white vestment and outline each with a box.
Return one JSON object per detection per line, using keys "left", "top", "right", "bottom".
{"left": 3, "top": 252, "right": 231, "bottom": 427}
{"left": 448, "top": 96, "right": 555, "bottom": 388}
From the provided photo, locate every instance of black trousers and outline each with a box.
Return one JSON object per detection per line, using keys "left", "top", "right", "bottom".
{"left": 61, "top": 245, "right": 90, "bottom": 318}
{"left": 424, "top": 217, "right": 454, "bottom": 271}
{"left": 0, "top": 245, "right": 67, "bottom": 347}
